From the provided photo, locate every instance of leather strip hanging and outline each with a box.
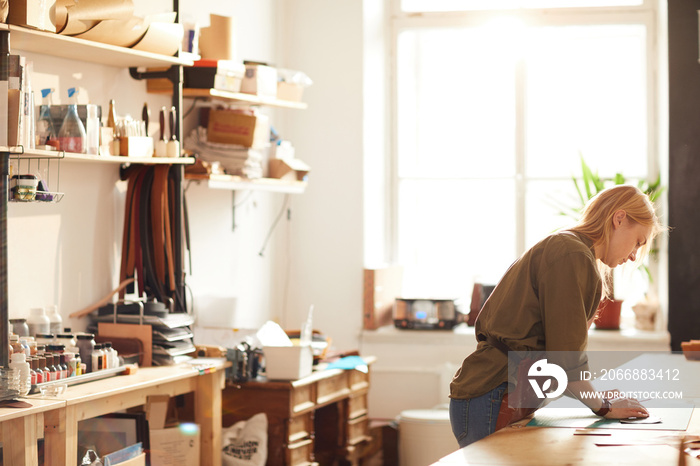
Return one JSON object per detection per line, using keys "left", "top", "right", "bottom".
{"left": 118, "top": 164, "right": 190, "bottom": 312}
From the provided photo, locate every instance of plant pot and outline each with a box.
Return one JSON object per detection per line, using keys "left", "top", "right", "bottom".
{"left": 594, "top": 298, "right": 622, "bottom": 330}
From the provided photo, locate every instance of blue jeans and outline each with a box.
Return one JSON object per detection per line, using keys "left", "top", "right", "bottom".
{"left": 449, "top": 382, "right": 507, "bottom": 448}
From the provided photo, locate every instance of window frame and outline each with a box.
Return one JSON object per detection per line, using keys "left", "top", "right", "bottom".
{"left": 387, "top": 1, "right": 661, "bottom": 266}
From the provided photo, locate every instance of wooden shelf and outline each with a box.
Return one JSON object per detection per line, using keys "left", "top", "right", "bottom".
{"left": 181, "top": 88, "right": 308, "bottom": 109}
{"left": 3, "top": 24, "right": 193, "bottom": 68}
{"left": 3, "top": 147, "right": 194, "bottom": 165}
{"left": 186, "top": 173, "right": 307, "bottom": 193}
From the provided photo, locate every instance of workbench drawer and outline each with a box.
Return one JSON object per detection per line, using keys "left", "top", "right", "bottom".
{"left": 291, "top": 383, "right": 315, "bottom": 414}
{"left": 288, "top": 412, "right": 314, "bottom": 443}
{"left": 347, "top": 414, "right": 370, "bottom": 446}
{"left": 317, "top": 371, "right": 350, "bottom": 404}
{"left": 349, "top": 368, "right": 370, "bottom": 391}
{"left": 287, "top": 437, "right": 314, "bottom": 465}
{"left": 348, "top": 392, "right": 368, "bottom": 419}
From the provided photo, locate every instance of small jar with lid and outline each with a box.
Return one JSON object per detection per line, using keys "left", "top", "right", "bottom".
{"left": 56, "top": 332, "right": 76, "bottom": 352}
{"left": 76, "top": 333, "right": 96, "bottom": 373}
{"left": 35, "top": 333, "right": 55, "bottom": 347}
{"left": 9, "top": 318, "right": 29, "bottom": 337}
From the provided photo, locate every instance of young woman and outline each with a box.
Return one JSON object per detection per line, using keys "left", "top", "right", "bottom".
{"left": 449, "top": 184, "right": 664, "bottom": 448}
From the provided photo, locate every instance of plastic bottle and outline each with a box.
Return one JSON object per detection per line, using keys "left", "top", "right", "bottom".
{"left": 65, "top": 352, "right": 76, "bottom": 377}
{"left": 46, "top": 305, "right": 63, "bottom": 335}
{"left": 27, "top": 307, "right": 50, "bottom": 336}
{"left": 77, "top": 333, "right": 95, "bottom": 373}
{"left": 36, "top": 88, "right": 58, "bottom": 148}
{"left": 92, "top": 344, "right": 104, "bottom": 371}
{"left": 10, "top": 352, "right": 32, "bottom": 396}
{"left": 86, "top": 104, "right": 99, "bottom": 155}
{"left": 58, "top": 87, "right": 86, "bottom": 153}
{"left": 29, "top": 357, "right": 37, "bottom": 385}
{"left": 103, "top": 342, "right": 116, "bottom": 369}
{"left": 59, "top": 354, "right": 68, "bottom": 379}
{"left": 36, "top": 355, "right": 47, "bottom": 383}
{"left": 9, "top": 334, "right": 22, "bottom": 354}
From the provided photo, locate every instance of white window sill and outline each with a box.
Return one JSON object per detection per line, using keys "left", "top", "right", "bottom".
{"left": 360, "top": 323, "right": 671, "bottom": 352}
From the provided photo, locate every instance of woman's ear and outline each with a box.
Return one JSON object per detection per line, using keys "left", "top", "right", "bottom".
{"left": 612, "top": 210, "right": 627, "bottom": 229}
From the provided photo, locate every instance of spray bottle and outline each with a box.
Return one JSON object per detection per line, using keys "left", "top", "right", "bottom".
{"left": 58, "top": 87, "right": 86, "bottom": 153}
{"left": 36, "top": 88, "right": 58, "bottom": 149}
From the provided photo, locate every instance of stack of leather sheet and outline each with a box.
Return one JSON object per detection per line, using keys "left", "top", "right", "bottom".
{"left": 184, "top": 127, "right": 266, "bottom": 178}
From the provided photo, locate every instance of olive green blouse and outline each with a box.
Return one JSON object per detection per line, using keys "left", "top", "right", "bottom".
{"left": 450, "top": 231, "right": 603, "bottom": 399}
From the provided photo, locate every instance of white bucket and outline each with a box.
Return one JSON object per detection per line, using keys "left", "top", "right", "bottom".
{"left": 398, "top": 408, "right": 459, "bottom": 466}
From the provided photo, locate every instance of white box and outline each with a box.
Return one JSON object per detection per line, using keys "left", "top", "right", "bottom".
{"left": 240, "top": 64, "right": 277, "bottom": 98}
{"left": 263, "top": 345, "right": 313, "bottom": 380}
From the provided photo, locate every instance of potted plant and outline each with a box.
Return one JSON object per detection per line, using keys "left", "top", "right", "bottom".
{"left": 553, "top": 155, "right": 663, "bottom": 329}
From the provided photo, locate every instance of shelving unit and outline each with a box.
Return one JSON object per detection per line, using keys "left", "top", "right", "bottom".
{"left": 182, "top": 88, "right": 308, "bottom": 109}
{"left": 3, "top": 147, "right": 194, "bottom": 165}
{"left": 1, "top": 16, "right": 191, "bottom": 369}
{"left": 0, "top": 24, "right": 193, "bottom": 68}
{"left": 186, "top": 173, "right": 307, "bottom": 193}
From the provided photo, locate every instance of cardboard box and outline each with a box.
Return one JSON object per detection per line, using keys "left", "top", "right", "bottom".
{"left": 8, "top": 0, "right": 56, "bottom": 32}
{"left": 269, "top": 158, "right": 310, "bottom": 182}
{"left": 150, "top": 424, "right": 200, "bottom": 466}
{"left": 277, "top": 82, "right": 304, "bottom": 102}
{"left": 363, "top": 266, "right": 403, "bottom": 330}
{"left": 263, "top": 345, "right": 313, "bottom": 380}
{"left": 206, "top": 109, "right": 269, "bottom": 148}
{"left": 240, "top": 64, "right": 277, "bottom": 98}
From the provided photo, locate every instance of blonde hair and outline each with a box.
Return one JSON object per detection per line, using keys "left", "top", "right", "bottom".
{"left": 568, "top": 184, "right": 664, "bottom": 298}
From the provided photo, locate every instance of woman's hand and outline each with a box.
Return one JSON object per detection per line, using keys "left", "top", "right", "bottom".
{"left": 603, "top": 397, "right": 649, "bottom": 420}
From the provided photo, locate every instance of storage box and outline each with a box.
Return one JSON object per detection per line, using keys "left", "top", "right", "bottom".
{"left": 240, "top": 64, "right": 277, "bottom": 98}
{"left": 120, "top": 137, "right": 154, "bottom": 158}
{"left": 263, "top": 345, "right": 313, "bottom": 380}
{"left": 184, "top": 60, "right": 245, "bottom": 92}
{"left": 8, "top": 0, "right": 56, "bottom": 33}
{"left": 277, "top": 82, "right": 304, "bottom": 102}
{"left": 150, "top": 424, "right": 200, "bottom": 466}
{"left": 206, "top": 109, "right": 269, "bottom": 148}
{"left": 269, "top": 158, "right": 310, "bottom": 182}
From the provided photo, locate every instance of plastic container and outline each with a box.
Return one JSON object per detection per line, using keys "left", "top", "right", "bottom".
{"left": 76, "top": 333, "right": 95, "bottom": 373}
{"left": 10, "top": 352, "right": 32, "bottom": 396}
{"left": 10, "top": 174, "right": 39, "bottom": 201}
{"left": 398, "top": 408, "right": 458, "bottom": 466}
{"left": 58, "top": 88, "right": 86, "bottom": 153}
{"left": 46, "top": 305, "right": 63, "bottom": 335}
{"left": 36, "top": 88, "right": 58, "bottom": 147}
{"left": 86, "top": 104, "right": 100, "bottom": 155}
{"left": 92, "top": 344, "right": 104, "bottom": 372}
{"left": 35, "top": 333, "right": 55, "bottom": 347}
{"left": 9, "top": 318, "right": 29, "bottom": 337}
{"left": 27, "top": 307, "right": 50, "bottom": 337}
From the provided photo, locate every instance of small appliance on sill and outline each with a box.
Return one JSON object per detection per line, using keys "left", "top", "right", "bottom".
{"left": 393, "top": 298, "right": 464, "bottom": 330}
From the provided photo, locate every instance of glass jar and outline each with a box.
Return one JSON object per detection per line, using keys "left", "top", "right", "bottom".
{"left": 9, "top": 318, "right": 29, "bottom": 337}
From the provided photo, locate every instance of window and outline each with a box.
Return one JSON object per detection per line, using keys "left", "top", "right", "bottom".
{"left": 390, "top": 2, "right": 661, "bottom": 306}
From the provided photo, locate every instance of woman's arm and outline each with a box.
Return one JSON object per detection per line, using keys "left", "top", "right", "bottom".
{"left": 567, "top": 379, "right": 649, "bottom": 419}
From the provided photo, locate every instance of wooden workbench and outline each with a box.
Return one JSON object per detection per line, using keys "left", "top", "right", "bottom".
{"left": 437, "top": 353, "right": 700, "bottom": 465}
{"left": 0, "top": 360, "right": 227, "bottom": 466}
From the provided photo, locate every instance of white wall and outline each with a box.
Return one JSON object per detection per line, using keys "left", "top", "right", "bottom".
{"left": 274, "top": 0, "right": 365, "bottom": 351}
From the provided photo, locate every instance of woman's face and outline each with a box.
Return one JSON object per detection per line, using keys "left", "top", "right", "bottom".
{"left": 602, "top": 210, "right": 652, "bottom": 268}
